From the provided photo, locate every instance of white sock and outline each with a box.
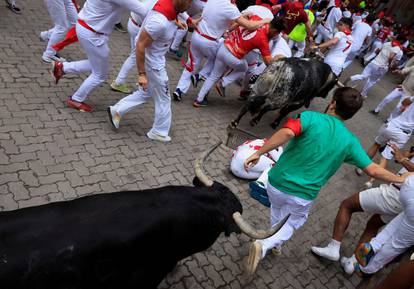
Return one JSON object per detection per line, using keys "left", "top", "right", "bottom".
{"left": 328, "top": 239, "right": 341, "bottom": 252}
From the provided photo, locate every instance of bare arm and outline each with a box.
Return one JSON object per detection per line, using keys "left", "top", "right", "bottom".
{"left": 363, "top": 163, "right": 405, "bottom": 183}
{"left": 235, "top": 16, "right": 271, "bottom": 31}
{"left": 136, "top": 29, "right": 154, "bottom": 89}
{"left": 263, "top": 54, "right": 285, "bottom": 65}
{"left": 244, "top": 128, "right": 295, "bottom": 170}
{"left": 305, "top": 20, "right": 313, "bottom": 41}
{"left": 316, "top": 37, "right": 339, "bottom": 49}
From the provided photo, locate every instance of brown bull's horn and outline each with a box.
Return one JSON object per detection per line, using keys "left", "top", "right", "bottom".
{"left": 194, "top": 141, "right": 223, "bottom": 187}
{"left": 232, "top": 212, "right": 290, "bottom": 239}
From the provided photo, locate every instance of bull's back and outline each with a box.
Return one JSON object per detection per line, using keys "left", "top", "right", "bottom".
{"left": 0, "top": 186, "right": 231, "bottom": 288}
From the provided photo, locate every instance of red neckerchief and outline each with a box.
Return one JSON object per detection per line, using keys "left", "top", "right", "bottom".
{"left": 343, "top": 27, "right": 351, "bottom": 35}
{"left": 392, "top": 40, "right": 402, "bottom": 49}
{"left": 152, "top": 0, "right": 177, "bottom": 21}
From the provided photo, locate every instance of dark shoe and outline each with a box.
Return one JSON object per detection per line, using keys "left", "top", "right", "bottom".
{"left": 193, "top": 99, "right": 207, "bottom": 108}
{"left": 67, "top": 98, "right": 93, "bottom": 112}
{"left": 369, "top": 109, "right": 379, "bottom": 115}
{"left": 51, "top": 61, "right": 64, "bottom": 84}
{"left": 173, "top": 88, "right": 183, "bottom": 101}
{"left": 114, "top": 23, "right": 127, "bottom": 33}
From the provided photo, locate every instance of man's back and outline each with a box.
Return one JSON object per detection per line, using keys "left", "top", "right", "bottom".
{"left": 268, "top": 111, "right": 371, "bottom": 200}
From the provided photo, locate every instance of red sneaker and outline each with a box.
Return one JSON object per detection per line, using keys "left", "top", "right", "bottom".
{"left": 66, "top": 98, "right": 93, "bottom": 112}
{"left": 51, "top": 61, "right": 64, "bottom": 84}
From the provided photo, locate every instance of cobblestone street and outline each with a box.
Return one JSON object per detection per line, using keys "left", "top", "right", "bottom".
{"left": 0, "top": 1, "right": 411, "bottom": 288}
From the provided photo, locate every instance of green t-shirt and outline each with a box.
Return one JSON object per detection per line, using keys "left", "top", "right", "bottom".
{"left": 288, "top": 10, "right": 315, "bottom": 42}
{"left": 268, "top": 111, "right": 372, "bottom": 201}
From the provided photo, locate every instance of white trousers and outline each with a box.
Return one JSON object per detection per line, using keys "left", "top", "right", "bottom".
{"left": 170, "top": 28, "right": 187, "bottom": 51}
{"left": 43, "top": 0, "right": 78, "bottom": 58}
{"left": 375, "top": 87, "right": 408, "bottom": 120}
{"left": 258, "top": 184, "right": 313, "bottom": 255}
{"left": 350, "top": 62, "right": 388, "bottom": 97}
{"left": 115, "top": 19, "right": 141, "bottom": 85}
{"left": 315, "top": 24, "right": 332, "bottom": 44}
{"left": 288, "top": 39, "right": 306, "bottom": 58}
{"left": 63, "top": 23, "right": 110, "bottom": 102}
{"left": 112, "top": 66, "right": 172, "bottom": 136}
{"left": 364, "top": 40, "right": 383, "bottom": 63}
{"left": 176, "top": 32, "right": 219, "bottom": 93}
{"left": 375, "top": 123, "right": 411, "bottom": 160}
{"left": 362, "top": 177, "right": 414, "bottom": 274}
{"left": 343, "top": 45, "right": 362, "bottom": 69}
{"left": 197, "top": 43, "right": 248, "bottom": 102}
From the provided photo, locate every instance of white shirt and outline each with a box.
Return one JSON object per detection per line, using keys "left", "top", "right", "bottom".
{"left": 141, "top": 10, "right": 178, "bottom": 69}
{"left": 197, "top": 0, "right": 241, "bottom": 39}
{"left": 372, "top": 42, "right": 403, "bottom": 68}
{"left": 325, "top": 31, "right": 353, "bottom": 63}
{"left": 351, "top": 20, "right": 372, "bottom": 51}
{"left": 324, "top": 7, "right": 342, "bottom": 32}
{"left": 270, "top": 35, "right": 292, "bottom": 58}
{"left": 79, "top": 0, "right": 145, "bottom": 35}
{"left": 389, "top": 102, "right": 414, "bottom": 133}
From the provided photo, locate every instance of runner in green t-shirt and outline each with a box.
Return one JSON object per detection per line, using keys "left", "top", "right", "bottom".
{"left": 244, "top": 87, "right": 411, "bottom": 275}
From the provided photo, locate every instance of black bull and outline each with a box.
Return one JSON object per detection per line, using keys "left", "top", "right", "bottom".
{"left": 0, "top": 142, "right": 287, "bottom": 289}
{"left": 231, "top": 57, "right": 338, "bottom": 129}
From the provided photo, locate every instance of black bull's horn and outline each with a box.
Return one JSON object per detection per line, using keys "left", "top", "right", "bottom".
{"left": 194, "top": 141, "right": 289, "bottom": 239}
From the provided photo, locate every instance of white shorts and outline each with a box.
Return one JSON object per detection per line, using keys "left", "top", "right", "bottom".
{"left": 374, "top": 124, "right": 411, "bottom": 160}
{"left": 359, "top": 184, "right": 403, "bottom": 223}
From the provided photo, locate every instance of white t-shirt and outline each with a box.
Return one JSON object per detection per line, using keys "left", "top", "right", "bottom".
{"left": 389, "top": 101, "right": 414, "bottom": 133}
{"left": 79, "top": 0, "right": 144, "bottom": 35}
{"left": 325, "top": 7, "right": 342, "bottom": 32}
{"left": 372, "top": 42, "right": 403, "bottom": 68}
{"left": 197, "top": 0, "right": 241, "bottom": 39}
{"left": 141, "top": 10, "right": 178, "bottom": 69}
{"left": 270, "top": 35, "right": 292, "bottom": 58}
{"left": 325, "top": 31, "right": 353, "bottom": 63}
{"left": 351, "top": 20, "right": 372, "bottom": 51}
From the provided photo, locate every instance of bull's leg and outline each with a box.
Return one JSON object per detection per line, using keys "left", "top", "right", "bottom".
{"left": 230, "top": 105, "right": 249, "bottom": 128}
{"left": 250, "top": 104, "right": 273, "bottom": 126}
{"left": 270, "top": 102, "right": 304, "bottom": 129}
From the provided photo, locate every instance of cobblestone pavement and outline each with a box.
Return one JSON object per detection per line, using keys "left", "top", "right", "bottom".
{"left": 0, "top": 2, "right": 412, "bottom": 288}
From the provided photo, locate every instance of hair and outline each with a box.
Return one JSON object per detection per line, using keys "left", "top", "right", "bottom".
{"left": 332, "top": 87, "right": 363, "bottom": 120}
{"left": 270, "top": 16, "right": 286, "bottom": 32}
{"left": 396, "top": 34, "right": 406, "bottom": 43}
{"left": 339, "top": 17, "right": 353, "bottom": 28}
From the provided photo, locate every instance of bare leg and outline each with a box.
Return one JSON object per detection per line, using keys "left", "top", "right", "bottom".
{"left": 355, "top": 214, "right": 385, "bottom": 251}
{"left": 332, "top": 193, "right": 363, "bottom": 241}
{"left": 367, "top": 143, "right": 381, "bottom": 159}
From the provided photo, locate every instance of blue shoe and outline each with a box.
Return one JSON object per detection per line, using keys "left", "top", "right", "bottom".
{"left": 355, "top": 242, "right": 375, "bottom": 267}
{"left": 173, "top": 88, "right": 183, "bottom": 101}
{"left": 193, "top": 99, "right": 207, "bottom": 108}
{"left": 249, "top": 181, "right": 270, "bottom": 207}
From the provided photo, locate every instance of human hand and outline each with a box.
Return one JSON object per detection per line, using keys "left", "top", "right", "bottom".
{"left": 176, "top": 19, "right": 187, "bottom": 30}
{"left": 390, "top": 143, "right": 408, "bottom": 162}
{"left": 138, "top": 73, "right": 148, "bottom": 90}
{"left": 191, "top": 17, "right": 202, "bottom": 27}
{"left": 244, "top": 153, "right": 260, "bottom": 172}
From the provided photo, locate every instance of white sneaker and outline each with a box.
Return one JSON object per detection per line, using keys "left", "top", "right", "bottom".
{"left": 245, "top": 241, "right": 263, "bottom": 275}
{"left": 364, "top": 181, "right": 373, "bottom": 189}
{"left": 42, "top": 54, "right": 67, "bottom": 63}
{"left": 107, "top": 106, "right": 121, "bottom": 130}
{"left": 147, "top": 131, "right": 171, "bottom": 142}
{"left": 311, "top": 245, "right": 340, "bottom": 261}
{"left": 340, "top": 256, "right": 356, "bottom": 275}
{"left": 39, "top": 31, "right": 49, "bottom": 42}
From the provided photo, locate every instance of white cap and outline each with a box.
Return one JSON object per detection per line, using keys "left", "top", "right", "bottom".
{"left": 343, "top": 11, "right": 352, "bottom": 18}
